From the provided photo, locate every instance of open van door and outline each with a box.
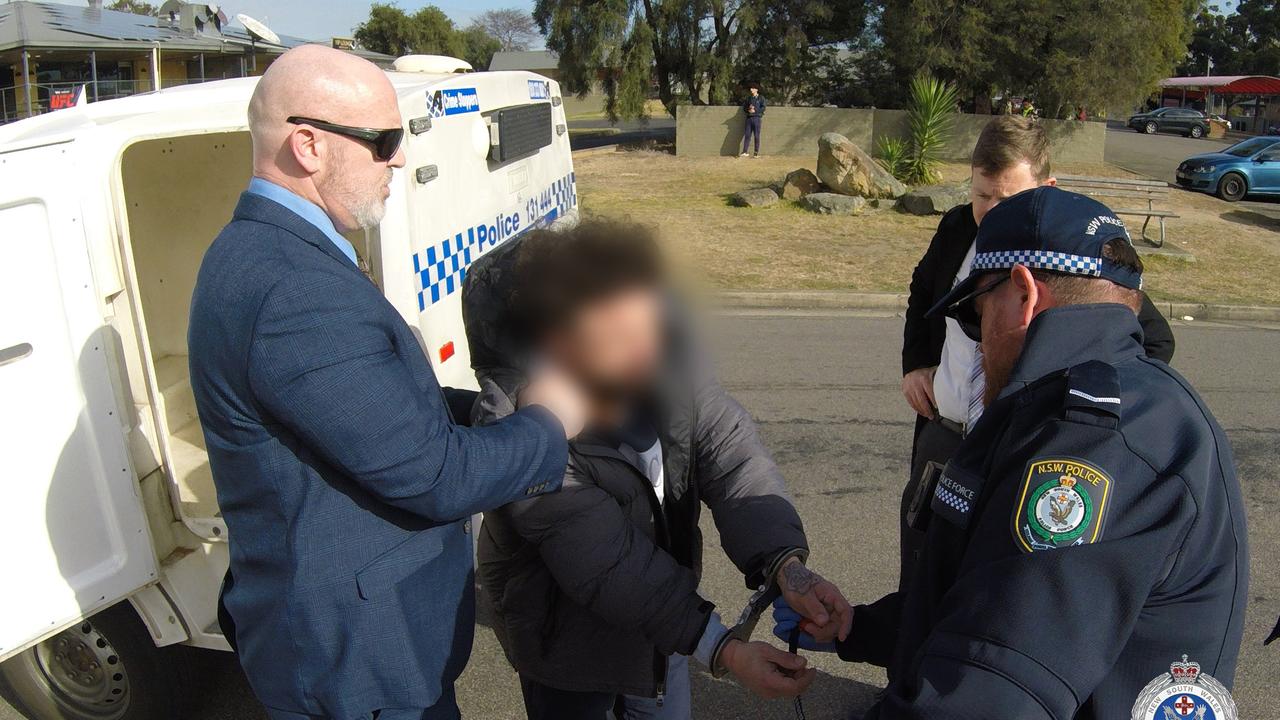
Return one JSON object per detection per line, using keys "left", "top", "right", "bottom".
{"left": 0, "top": 141, "right": 157, "bottom": 663}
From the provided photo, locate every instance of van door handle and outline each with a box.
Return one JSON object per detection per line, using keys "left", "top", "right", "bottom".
{"left": 0, "top": 343, "right": 32, "bottom": 367}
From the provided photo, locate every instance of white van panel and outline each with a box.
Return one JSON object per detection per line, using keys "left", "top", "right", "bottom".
{"left": 387, "top": 73, "right": 577, "bottom": 390}
{"left": 0, "top": 144, "right": 156, "bottom": 661}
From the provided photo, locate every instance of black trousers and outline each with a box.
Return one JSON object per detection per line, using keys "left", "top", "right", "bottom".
{"left": 900, "top": 417, "right": 964, "bottom": 591}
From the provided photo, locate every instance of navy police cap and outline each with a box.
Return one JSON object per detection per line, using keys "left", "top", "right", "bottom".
{"left": 928, "top": 186, "right": 1143, "bottom": 318}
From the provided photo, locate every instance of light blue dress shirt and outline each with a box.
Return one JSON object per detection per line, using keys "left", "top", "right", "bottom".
{"left": 246, "top": 177, "right": 360, "bottom": 267}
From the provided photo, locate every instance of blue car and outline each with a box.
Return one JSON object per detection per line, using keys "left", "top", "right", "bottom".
{"left": 1175, "top": 136, "right": 1280, "bottom": 202}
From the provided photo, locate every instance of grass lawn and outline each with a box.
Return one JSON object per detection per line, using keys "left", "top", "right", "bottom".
{"left": 573, "top": 150, "right": 1280, "bottom": 306}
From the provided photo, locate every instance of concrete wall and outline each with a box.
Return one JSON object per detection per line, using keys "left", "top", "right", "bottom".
{"left": 677, "top": 105, "right": 875, "bottom": 157}
{"left": 676, "top": 105, "right": 1107, "bottom": 165}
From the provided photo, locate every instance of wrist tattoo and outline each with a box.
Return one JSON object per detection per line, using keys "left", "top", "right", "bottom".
{"left": 781, "top": 560, "right": 821, "bottom": 595}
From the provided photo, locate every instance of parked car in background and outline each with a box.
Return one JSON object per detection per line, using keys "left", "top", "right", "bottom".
{"left": 1176, "top": 136, "right": 1280, "bottom": 201}
{"left": 1128, "top": 107, "right": 1211, "bottom": 138}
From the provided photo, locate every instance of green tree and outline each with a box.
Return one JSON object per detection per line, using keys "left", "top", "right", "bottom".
{"left": 534, "top": 0, "right": 866, "bottom": 119}
{"left": 354, "top": 4, "right": 465, "bottom": 58}
{"left": 1230, "top": 0, "right": 1280, "bottom": 75}
{"left": 459, "top": 25, "right": 503, "bottom": 70}
{"left": 876, "top": 0, "right": 1197, "bottom": 118}
{"left": 733, "top": 0, "right": 868, "bottom": 106}
{"left": 1182, "top": 1, "right": 1280, "bottom": 78}
{"left": 1178, "top": 5, "right": 1236, "bottom": 76}
{"left": 107, "top": 0, "right": 158, "bottom": 15}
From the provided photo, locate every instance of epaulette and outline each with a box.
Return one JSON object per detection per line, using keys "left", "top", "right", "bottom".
{"left": 1063, "top": 360, "right": 1121, "bottom": 429}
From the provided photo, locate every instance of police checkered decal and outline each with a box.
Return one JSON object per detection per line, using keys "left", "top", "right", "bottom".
{"left": 934, "top": 483, "right": 971, "bottom": 516}
{"left": 412, "top": 172, "right": 577, "bottom": 310}
{"left": 972, "top": 250, "right": 1102, "bottom": 277}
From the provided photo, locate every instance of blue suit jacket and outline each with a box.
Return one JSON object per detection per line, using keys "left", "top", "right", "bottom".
{"left": 188, "top": 192, "right": 566, "bottom": 718}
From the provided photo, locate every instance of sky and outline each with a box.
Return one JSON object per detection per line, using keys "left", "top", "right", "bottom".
{"left": 71, "top": 0, "right": 538, "bottom": 43}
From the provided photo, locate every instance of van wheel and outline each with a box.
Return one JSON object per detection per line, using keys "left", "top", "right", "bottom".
{"left": 1216, "top": 172, "right": 1247, "bottom": 202}
{"left": 0, "top": 603, "right": 188, "bottom": 720}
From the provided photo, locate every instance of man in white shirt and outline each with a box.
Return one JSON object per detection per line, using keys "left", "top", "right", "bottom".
{"left": 898, "top": 116, "right": 1057, "bottom": 589}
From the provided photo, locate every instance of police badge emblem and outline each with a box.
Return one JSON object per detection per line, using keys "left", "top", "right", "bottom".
{"left": 1013, "top": 457, "right": 1111, "bottom": 552}
{"left": 1130, "top": 655, "right": 1238, "bottom": 720}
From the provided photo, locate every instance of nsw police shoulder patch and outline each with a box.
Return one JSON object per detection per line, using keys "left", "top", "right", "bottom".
{"left": 1012, "top": 457, "right": 1112, "bottom": 552}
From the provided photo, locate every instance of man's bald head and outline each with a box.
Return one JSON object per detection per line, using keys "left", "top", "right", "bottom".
{"left": 247, "top": 45, "right": 405, "bottom": 233}
{"left": 248, "top": 45, "right": 397, "bottom": 159}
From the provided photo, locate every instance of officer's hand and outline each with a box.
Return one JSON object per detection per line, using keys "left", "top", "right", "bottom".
{"left": 720, "top": 639, "right": 816, "bottom": 699}
{"left": 901, "top": 366, "right": 938, "bottom": 419}
{"left": 519, "top": 365, "right": 587, "bottom": 440}
{"left": 775, "top": 557, "right": 853, "bottom": 643}
{"left": 771, "top": 596, "right": 836, "bottom": 652}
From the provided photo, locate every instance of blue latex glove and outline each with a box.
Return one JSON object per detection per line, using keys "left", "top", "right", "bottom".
{"left": 771, "top": 596, "right": 837, "bottom": 653}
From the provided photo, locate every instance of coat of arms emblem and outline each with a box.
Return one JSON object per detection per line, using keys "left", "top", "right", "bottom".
{"left": 1130, "top": 655, "right": 1237, "bottom": 720}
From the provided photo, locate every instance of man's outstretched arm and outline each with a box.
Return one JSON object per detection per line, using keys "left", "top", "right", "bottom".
{"left": 247, "top": 268, "right": 570, "bottom": 522}
{"left": 694, "top": 375, "right": 852, "bottom": 642}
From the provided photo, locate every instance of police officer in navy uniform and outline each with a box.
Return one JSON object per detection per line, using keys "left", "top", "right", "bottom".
{"left": 774, "top": 186, "right": 1249, "bottom": 719}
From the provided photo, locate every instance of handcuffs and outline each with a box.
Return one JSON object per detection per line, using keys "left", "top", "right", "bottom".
{"left": 709, "top": 547, "right": 807, "bottom": 678}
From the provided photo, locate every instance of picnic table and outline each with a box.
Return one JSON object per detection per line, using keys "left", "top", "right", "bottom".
{"left": 1055, "top": 174, "right": 1178, "bottom": 247}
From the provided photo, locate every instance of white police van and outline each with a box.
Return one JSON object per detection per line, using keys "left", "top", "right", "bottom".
{"left": 0, "top": 55, "right": 576, "bottom": 719}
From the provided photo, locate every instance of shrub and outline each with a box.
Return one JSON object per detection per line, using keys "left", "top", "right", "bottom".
{"left": 903, "top": 74, "right": 959, "bottom": 185}
{"left": 875, "top": 135, "right": 910, "bottom": 179}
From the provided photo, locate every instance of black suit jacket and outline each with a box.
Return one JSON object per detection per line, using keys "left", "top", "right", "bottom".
{"left": 902, "top": 203, "right": 1176, "bottom": 378}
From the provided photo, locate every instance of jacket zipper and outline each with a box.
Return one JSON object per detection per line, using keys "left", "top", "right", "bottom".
{"left": 630, "top": 457, "right": 670, "bottom": 705}
{"left": 570, "top": 443, "right": 673, "bottom": 701}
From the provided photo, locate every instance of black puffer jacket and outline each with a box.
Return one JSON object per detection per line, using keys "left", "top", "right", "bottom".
{"left": 462, "top": 238, "right": 808, "bottom": 697}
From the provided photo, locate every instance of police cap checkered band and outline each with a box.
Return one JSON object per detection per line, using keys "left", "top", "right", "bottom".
{"left": 926, "top": 187, "right": 1143, "bottom": 318}
{"left": 971, "top": 249, "right": 1102, "bottom": 278}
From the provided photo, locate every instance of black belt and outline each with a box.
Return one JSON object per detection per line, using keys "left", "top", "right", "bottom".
{"left": 935, "top": 416, "right": 966, "bottom": 437}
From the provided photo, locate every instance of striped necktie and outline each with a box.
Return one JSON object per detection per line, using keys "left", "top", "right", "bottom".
{"left": 966, "top": 349, "right": 986, "bottom": 430}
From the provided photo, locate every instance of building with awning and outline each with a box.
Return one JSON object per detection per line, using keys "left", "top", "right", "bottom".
{"left": 1, "top": 0, "right": 391, "bottom": 123}
{"left": 1158, "top": 75, "right": 1280, "bottom": 133}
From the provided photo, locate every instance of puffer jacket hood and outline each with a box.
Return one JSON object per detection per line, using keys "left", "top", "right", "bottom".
{"left": 461, "top": 235, "right": 529, "bottom": 424}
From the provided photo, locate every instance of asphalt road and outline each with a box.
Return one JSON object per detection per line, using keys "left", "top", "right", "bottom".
{"left": 5, "top": 312, "right": 1277, "bottom": 720}
{"left": 1103, "top": 122, "right": 1280, "bottom": 222}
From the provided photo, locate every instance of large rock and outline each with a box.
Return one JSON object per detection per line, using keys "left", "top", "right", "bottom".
{"left": 731, "top": 187, "right": 780, "bottom": 208}
{"left": 816, "top": 133, "right": 907, "bottom": 199}
{"left": 898, "top": 183, "right": 971, "bottom": 215}
{"left": 801, "top": 192, "right": 866, "bottom": 216}
{"left": 780, "top": 168, "right": 823, "bottom": 200}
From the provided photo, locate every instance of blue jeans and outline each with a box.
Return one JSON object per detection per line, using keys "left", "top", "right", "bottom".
{"left": 743, "top": 117, "right": 762, "bottom": 154}
{"left": 520, "top": 655, "right": 692, "bottom": 720}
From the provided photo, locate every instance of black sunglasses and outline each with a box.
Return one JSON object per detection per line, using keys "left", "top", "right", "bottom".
{"left": 944, "top": 275, "right": 1009, "bottom": 342}
{"left": 287, "top": 116, "right": 404, "bottom": 162}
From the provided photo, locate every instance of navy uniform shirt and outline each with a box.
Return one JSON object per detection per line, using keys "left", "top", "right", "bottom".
{"left": 842, "top": 303, "right": 1248, "bottom": 719}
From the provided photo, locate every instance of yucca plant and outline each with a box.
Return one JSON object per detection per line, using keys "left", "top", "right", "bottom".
{"left": 903, "top": 74, "right": 959, "bottom": 185}
{"left": 876, "top": 135, "right": 910, "bottom": 179}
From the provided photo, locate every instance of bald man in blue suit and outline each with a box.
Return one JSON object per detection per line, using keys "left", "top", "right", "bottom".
{"left": 188, "top": 45, "right": 584, "bottom": 720}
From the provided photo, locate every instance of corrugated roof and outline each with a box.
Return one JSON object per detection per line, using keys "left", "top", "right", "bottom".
{"left": 0, "top": 1, "right": 390, "bottom": 60}
{"left": 488, "top": 49, "right": 556, "bottom": 72}
{"left": 1160, "top": 75, "right": 1280, "bottom": 94}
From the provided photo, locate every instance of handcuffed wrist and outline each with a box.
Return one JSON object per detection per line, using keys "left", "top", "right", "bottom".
{"left": 694, "top": 611, "right": 730, "bottom": 669}
{"left": 764, "top": 547, "right": 809, "bottom": 586}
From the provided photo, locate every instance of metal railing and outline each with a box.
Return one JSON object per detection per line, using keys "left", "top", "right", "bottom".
{"left": 1, "top": 77, "right": 226, "bottom": 124}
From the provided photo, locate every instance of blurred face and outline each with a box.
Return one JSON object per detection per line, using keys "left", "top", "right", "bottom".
{"left": 543, "top": 287, "right": 664, "bottom": 413}
{"left": 750, "top": 87, "right": 759, "bottom": 96}
{"left": 973, "top": 266, "right": 1046, "bottom": 406}
{"left": 970, "top": 161, "right": 1053, "bottom": 226}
